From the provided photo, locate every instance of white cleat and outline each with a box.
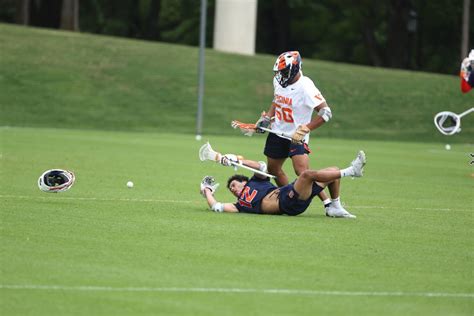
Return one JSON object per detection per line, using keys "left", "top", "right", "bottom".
{"left": 325, "top": 205, "right": 357, "bottom": 219}
{"left": 351, "top": 150, "right": 366, "bottom": 177}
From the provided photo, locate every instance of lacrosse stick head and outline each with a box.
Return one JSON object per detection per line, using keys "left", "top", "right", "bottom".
{"left": 434, "top": 111, "right": 461, "bottom": 136}
{"left": 199, "top": 142, "right": 220, "bottom": 162}
{"left": 231, "top": 120, "right": 256, "bottom": 137}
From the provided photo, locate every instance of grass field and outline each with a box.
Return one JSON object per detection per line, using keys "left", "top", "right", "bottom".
{"left": 1, "top": 22, "right": 473, "bottom": 315}
{"left": 1, "top": 127, "right": 473, "bottom": 315}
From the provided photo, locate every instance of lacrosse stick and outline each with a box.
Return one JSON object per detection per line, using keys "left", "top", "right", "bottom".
{"left": 199, "top": 142, "right": 276, "bottom": 178}
{"left": 257, "top": 126, "right": 294, "bottom": 141}
{"left": 231, "top": 120, "right": 296, "bottom": 142}
{"left": 230, "top": 120, "right": 257, "bottom": 136}
{"left": 434, "top": 107, "right": 474, "bottom": 136}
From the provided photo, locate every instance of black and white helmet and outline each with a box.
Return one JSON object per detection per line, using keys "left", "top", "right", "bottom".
{"left": 273, "top": 51, "right": 302, "bottom": 87}
{"left": 38, "top": 169, "right": 75, "bottom": 193}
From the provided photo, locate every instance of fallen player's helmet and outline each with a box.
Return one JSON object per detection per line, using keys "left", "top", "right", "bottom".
{"left": 273, "top": 51, "right": 302, "bottom": 88}
{"left": 38, "top": 169, "right": 75, "bottom": 193}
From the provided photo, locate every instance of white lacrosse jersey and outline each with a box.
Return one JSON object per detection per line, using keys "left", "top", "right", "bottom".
{"left": 272, "top": 72, "right": 326, "bottom": 143}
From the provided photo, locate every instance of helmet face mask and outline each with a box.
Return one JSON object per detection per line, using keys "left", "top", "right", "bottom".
{"left": 38, "top": 169, "right": 75, "bottom": 193}
{"left": 273, "top": 51, "right": 302, "bottom": 88}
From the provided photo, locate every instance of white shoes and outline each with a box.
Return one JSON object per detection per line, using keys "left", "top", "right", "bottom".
{"left": 351, "top": 150, "right": 366, "bottom": 177}
{"left": 325, "top": 205, "right": 357, "bottom": 219}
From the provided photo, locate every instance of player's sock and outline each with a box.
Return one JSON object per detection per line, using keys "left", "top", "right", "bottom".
{"left": 323, "top": 198, "right": 331, "bottom": 208}
{"left": 331, "top": 197, "right": 342, "bottom": 209}
{"left": 340, "top": 167, "right": 354, "bottom": 177}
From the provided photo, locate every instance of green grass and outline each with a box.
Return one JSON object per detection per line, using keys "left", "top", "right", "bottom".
{"left": 1, "top": 23, "right": 473, "bottom": 142}
{"left": 1, "top": 127, "right": 473, "bottom": 315}
{"left": 1, "top": 22, "right": 473, "bottom": 315}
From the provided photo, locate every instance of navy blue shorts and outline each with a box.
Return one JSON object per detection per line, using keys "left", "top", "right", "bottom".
{"left": 278, "top": 182, "right": 323, "bottom": 216}
{"left": 264, "top": 133, "right": 311, "bottom": 159}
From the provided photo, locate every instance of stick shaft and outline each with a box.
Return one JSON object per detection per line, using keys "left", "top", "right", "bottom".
{"left": 258, "top": 127, "right": 293, "bottom": 140}
{"left": 230, "top": 161, "right": 276, "bottom": 178}
{"left": 459, "top": 107, "right": 474, "bottom": 118}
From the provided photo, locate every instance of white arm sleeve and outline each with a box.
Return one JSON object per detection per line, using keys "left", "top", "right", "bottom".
{"left": 318, "top": 106, "right": 332, "bottom": 122}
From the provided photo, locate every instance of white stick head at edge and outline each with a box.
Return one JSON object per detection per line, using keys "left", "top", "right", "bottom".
{"left": 199, "top": 142, "right": 219, "bottom": 161}
{"left": 434, "top": 107, "right": 473, "bottom": 136}
{"left": 434, "top": 111, "right": 461, "bottom": 136}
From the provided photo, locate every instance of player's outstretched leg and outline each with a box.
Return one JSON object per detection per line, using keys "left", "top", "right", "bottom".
{"left": 351, "top": 150, "right": 366, "bottom": 177}
{"left": 325, "top": 151, "right": 366, "bottom": 219}
{"left": 339, "top": 150, "right": 366, "bottom": 178}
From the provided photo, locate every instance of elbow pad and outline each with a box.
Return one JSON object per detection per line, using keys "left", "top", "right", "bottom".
{"left": 258, "top": 161, "right": 268, "bottom": 172}
{"left": 211, "top": 202, "right": 224, "bottom": 213}
{"left": 318, "top": 107, "right": 332, "bottom": 122}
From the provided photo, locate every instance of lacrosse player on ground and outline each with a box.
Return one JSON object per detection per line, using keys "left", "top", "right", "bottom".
{"left": 200, "top": 149, "right": 366, "bottom": 217}
{"left": 232, "top": 51, "right": 336, "bottom": 214}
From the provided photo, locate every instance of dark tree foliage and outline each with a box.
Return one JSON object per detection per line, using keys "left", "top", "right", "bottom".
{"left": 29, "top": 0, "right": 63, "bottom": 28}
{"left": 0, "top": 0, "right": 471, "bottom": 74}
{"left": 77, "top": 0, "right": 214, "bottom": 44}
{"left": 79, "top": 0, "right": 161, "bottom": 39}
{"left": 0, "top": 0, "right": 16, "bottom": 23}
{"left": 256, "top": 0, "right": 472, "bottom": 74}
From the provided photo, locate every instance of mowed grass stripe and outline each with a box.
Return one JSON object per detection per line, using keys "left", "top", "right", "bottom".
{"left": 2, "top": 195, "right": 472, "bottom": 212}
{"left": 0, "top": 194, "right": 195, "bottom": 204}
{"left": 1, "top": 284, "right": 473, "bottom": 298}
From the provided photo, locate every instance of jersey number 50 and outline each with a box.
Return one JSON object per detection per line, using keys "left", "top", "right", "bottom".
{"left": 274, "top": 104, "right": 294, "bottom": 123}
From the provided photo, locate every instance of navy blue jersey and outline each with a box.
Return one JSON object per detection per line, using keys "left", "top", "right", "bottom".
{"left": 234, "top": 176, "right": 277, "bottom": 214}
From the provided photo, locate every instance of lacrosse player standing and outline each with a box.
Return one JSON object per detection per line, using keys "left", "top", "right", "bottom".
{"left": 460, "top": 49, "right": 474, "bottom": 93}
{"left": 236, "top": 51, "right": 337, "bottom": 214}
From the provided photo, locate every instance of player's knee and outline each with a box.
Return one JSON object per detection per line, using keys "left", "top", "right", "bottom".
{"left": 294, "top": 164, "right": 308, "bottom": 176}
{"left": 268, "top": 165, "right": 283, "bottom": 175}
{"left": 300, "top": 170, "right": 313, "bottom": 181}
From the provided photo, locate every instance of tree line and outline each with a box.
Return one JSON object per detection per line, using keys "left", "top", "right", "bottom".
{"left": 1, "top": 0, "right": 471, "bottom": 74}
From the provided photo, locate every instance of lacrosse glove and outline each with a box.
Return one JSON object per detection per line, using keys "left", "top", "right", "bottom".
{"left": 220, "top": 154, "right": 243, "bottom": 167}
{"left": 200, "top": 176, "right": 220, "bottom": 197}
{"left": 291, "top": 125, "right": 310, "bottom": 144}
{"left": 255, "top": 112, "right": 271, "bottom": 133}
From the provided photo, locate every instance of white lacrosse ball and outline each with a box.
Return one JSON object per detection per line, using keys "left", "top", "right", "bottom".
{"left": 195, "top": 135, "right": 202, "bottom": 141}
{"left": 127, "top": 181, "right": 134, "bottom": 188}
{"left": 445, "top": 144, "right": 451, "bottom": 151}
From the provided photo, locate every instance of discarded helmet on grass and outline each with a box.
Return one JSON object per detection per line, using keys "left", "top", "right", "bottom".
{"left": 38, "top": 169, "right": 75, "bottom": 193}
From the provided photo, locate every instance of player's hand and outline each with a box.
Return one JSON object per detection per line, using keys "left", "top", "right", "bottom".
{"left": 255, "top": 111, "right": 271, "bottom": 133}
{"left": 291, "top": 125, "right": 310, "bottom": 144}
{"left": 220, "top": 154, "right": 242, "bottom": 167}
{"left": 231, "top": 120, "right": 256, "bottom": 137}
{"left": 200, "top": 176, "right": 220, "bottom": 197}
